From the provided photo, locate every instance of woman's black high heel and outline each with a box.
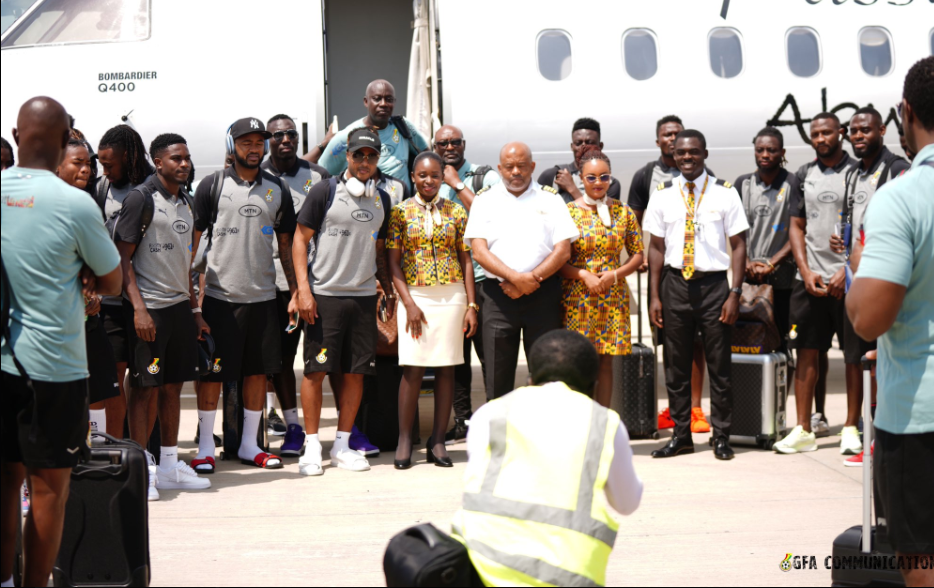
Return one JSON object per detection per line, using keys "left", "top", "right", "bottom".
{"left": 426, "top": 437, "right": 453, "bottom": 468}
{"left": 395, "top": 440, "right": 413, "bottom": 470}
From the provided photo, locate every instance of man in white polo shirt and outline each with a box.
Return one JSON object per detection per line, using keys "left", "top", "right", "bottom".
{"left": 464, "top": 142, "right": 579, "bottom": 400}
{"left": 644, "top": 130, "right": 749, "bottom": 462}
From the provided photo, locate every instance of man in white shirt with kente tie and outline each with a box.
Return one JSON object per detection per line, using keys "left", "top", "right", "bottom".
{"left": 464, "top": 142, "right": 579, "bottom": 401}
{"left": 644, "top": 130, "right": 749, "bottom": 462}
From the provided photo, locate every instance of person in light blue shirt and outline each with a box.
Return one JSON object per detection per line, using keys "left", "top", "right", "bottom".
{"left": 432, "top": 124, "right": 500, "bottom": 443}
{"left": 846, "top": 56, "right": 934, "bottom": 586}
{"left": 1, "top": 96, "right": 122, "bottom": 588}
{"left": 318, "top": 79, "right": 429, "bottom": 193}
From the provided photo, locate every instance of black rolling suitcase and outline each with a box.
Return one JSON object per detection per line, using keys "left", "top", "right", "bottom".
{"left": 356, "top": 356, "right": 420, "bottom": 452}
{"left": 52, "top": 434, "right": 150, "bottom": 587}
{"left": 830, "top": 356, "right": 904, "bottom": 588}
{"left": 221, "top": 379, "right": 267, "bottom": 461}
{"left": 610, "top": 272, "right": 659, "bottom": 440}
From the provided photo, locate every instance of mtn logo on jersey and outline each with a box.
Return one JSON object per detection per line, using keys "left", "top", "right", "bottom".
{"left": 304, "top": 180, "right": 314, "bottom": 194}
{"left": 264, "top": 189, "right": 274, "bottom": 202}
{"left": 147, "top": 359, "right": 161, "bottom": 375}
{"left": 212, "top": 359, "right": 223, "bottom": 373}
{"left": 316, "top": 349, "right": 328, "bottom": 364}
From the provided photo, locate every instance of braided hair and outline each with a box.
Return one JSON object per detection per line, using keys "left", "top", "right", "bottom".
{"left": 578, "top": 145, "right": 611, "bottom": 171}
{"left": 98, "top": 125, "right": 154, "bottom": 186}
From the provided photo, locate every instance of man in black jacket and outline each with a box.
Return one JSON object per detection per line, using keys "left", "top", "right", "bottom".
{"left": 537, "top": 118, "right": 622, "bottom": 204}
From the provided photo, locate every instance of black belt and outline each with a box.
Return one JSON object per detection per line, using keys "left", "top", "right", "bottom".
{"left": 664, "top": 266, "right": 727, "bottom": 281}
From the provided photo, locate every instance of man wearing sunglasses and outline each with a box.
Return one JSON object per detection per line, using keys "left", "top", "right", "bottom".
{"left": 433, "top": 124, "right": 501, "bottom": 443}
{"left": 318, "top": 79, "right": 430, "bottom": 193}
{"left": 538, "top": 118, "right": 622, "bottom": 205}
{"left": 292, "top": 128, "right": 395, "bottom": 476}
{"left": 260, "top": 114, "right": 331, "bottom": 458}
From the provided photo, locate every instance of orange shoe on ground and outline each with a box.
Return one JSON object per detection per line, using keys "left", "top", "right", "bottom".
{"left": 658, "top": 408, "right": 675, "bottom": 430}
{"left": 691, "top": 408, "right": 711, "bottom": 433}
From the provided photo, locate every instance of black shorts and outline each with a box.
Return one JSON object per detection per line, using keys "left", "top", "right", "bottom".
{"left": 276, "top": 290, "right": 303, "bottom": 363}
{"left": 100, "top": 303, "right": 129, "bottom": 363}
{"left": 303, "top": 295, "right": 378, "bottom": 376}
{"left": 843, "top": 311, "right": 877, "bottom": 365}
{"left": 201, "top": 297, "right": 282, "bottom": 382}
{"left": 874, "top": 428, "right": 934, "bottom": 555}
{"left": 85, "top": 315, "right": 120, "bottom": 404}
{"left": 773, "top": 288, "right": 792, "bottom": 343}
{"left": 1, "top": 373, "right": 90, "bottom": 469}
{"left": 124, "top": 300, "right": 199, "bottom": 388}
{"left": 788, "top": 281, "right": 846, "bottom": 352}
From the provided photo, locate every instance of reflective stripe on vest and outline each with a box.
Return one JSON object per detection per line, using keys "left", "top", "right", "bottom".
{"left": 461, "top": 402, "right": 617, "bottom": 548}
{"left": 458, "top": 535, "right": 602, "bottom": 588}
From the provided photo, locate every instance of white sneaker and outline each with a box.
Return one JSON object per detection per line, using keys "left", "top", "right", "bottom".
{"left": 156, "top": 461, "right": 211, "bottom": 491}
{"left": 146, "top": 453, "right": 160, "bottom": 502}
{"left": 299, "top": 447, "right": 324, "bottom": 477}
{"left": 773, "top": 426, "right": 818, "bottom": 454}
{"left": 810, "top": 413, "right": 831, "bottom": 438}
{"left": 840, "top": 426, "right": 863, "bottom": 456}
{"left": 330, "top": 448, "right": 370, "bottom": 472}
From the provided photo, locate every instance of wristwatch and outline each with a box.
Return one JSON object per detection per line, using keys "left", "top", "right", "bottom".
{"left": 454, "top": 182, "right": 466, "bottom": 193}
{"left": 317, "top": 142, "right": 328, "bottom": 152}
{"left": 468, "top": 303, "right": 480, "bottom": 313}
{"left": 730, "top": 287, "right": 743, "bottom": 296}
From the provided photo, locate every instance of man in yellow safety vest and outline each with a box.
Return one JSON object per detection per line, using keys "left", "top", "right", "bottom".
{"left": 452, "top": 330, "right": 644, "bottom": 587}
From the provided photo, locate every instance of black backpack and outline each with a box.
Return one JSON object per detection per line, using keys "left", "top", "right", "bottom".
{"left": 464, "top": 166, "right": 493, "bottom": 193}
{"left": 842, "top": 151, "right": 909, "bottom": 227}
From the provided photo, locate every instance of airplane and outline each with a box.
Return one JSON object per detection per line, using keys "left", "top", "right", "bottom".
{"left": 1, "top": 0, "right": 932, "bottom": 188}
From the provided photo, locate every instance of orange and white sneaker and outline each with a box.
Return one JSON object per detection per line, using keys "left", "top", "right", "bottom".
{"left": 691, "top": 408, "right": 711, "bottom": 433}
{"left": 658, "top": 408, "right": 675, "bottom": 430}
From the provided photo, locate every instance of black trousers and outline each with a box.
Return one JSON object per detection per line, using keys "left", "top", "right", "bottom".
{"left": 481, "top": 277, "right": 563, "bottom": 400}
{"left": 453, "top": 283, "right": 486, "bottom": 422}
{"left": 661, "top": 269, "right": 733, "bottom": 440}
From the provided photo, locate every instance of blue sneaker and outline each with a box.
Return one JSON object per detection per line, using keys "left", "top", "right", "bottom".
{"left": 350, "top": 426, "right": 380, "bottom": 457}
{"left": 280, "top": 424, "right": 305, "bottom": 458}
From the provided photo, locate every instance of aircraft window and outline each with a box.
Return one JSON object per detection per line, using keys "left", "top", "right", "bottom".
{"left": 622, "top": 29, "right": 658, "bottom": 81}
{"left": 1, "top": 0, "right": 150, "bottom": 49}
{"left": 786, "top": 27, "right": 821, "bottom": 78}
{"left": 1, "top": 0, "right": 40, "bottom": 36}
{"left": 858, "top": 27, "right": 893, "bottom": 77}
{"left": 708, "top": 28, "right": 744, "bottom": 79}
{"left": 537, "top": 30, "right": 572, "bottom": 81}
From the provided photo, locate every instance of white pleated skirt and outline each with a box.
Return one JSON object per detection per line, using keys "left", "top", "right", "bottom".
{"left": 398, "top": 283, "right": 467, "bottom": 367}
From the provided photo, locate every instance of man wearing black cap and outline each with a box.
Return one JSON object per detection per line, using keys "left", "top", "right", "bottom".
{"left": 292, "top": 127, "right": 395, "bottom": 476}
{"left": 190, "top": 118, "right": 297, "bottom": 473}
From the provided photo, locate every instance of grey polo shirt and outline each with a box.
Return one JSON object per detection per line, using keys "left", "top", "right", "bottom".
{"left": 735, "top": 168, "right": 800, "bottom": 265}
{"left": 193, "top": 167, "right": 297, "bottom": 304}
{"left": 114, "top": 174, "right": 194, "bottom": 310}
{"left": 261, "top": 158, "right": 330, "bottom": 292}
{"left": 791, "top": 153, "right": 854, "bottom": 281}
{"left": 845, "top": 147, "right": 910, "bottom": 234}
{"left": 297, "top": 177, "right": 391, "bottom": 297}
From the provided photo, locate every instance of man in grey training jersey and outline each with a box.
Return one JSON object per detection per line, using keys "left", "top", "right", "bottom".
{"left": 292, "top": 128, "right": 395, "bottom": 477}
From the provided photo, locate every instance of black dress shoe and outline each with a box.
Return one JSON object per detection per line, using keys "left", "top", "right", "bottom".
{"left": 651, "top": 435, "right": 695, "bottom": 458}
{"left": 426, "top": 438, "right": 454, "bottom": 468}
{"left": 394, "top": 458, "right": 412, "bottom": 470}
{"left": 713, "top": 437, "right": 735, "bottom": 461}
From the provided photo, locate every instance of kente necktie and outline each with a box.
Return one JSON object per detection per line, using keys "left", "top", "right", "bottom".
{"left": 680, "top": 177, "right": 707, "bottom": 280}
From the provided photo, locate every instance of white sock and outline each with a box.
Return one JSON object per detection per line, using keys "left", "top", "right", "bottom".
{"left": 89, "top": 409, "right": 106, "bottom": 434}
{"left": 283, "top": 408, "right": 300, "bottom": 427}
{"left": 197, "top": 410, "right": 217, "bottom": 459}
{"left": 333, "top": 431, "right": 351, "bottom": 454}
{"left": 266, "top": 392, "right": 277, "bottom": 411}
{"left": 238, "top": 409, "right": 263, "bottom": 461}
{"left": 304, "top": 434, "right": 322, "bottom": 462}
{"left": 160, "top": 446, "right": 178, "bottom": 470}
{"left": 2, "top": 575, "right": 15, "bottom": 587}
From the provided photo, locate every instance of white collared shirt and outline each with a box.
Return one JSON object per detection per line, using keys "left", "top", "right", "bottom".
{"left": 643, "top": 171, "right": 749, "bottom": 272}
{"left": 464, "top": 182, "right": 579, "bottom": 280}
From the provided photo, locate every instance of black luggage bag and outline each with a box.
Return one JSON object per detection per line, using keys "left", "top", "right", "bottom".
{"left": 384, "top": 524, "right": 481, "bottom": 588}
{"left": 830, "top": 357, "right": 904, "bottom": 588}
{"left": 611, "top": 272, "right": 659, "bottom": 439}
{"left": 221, "top": 379, "right": 266, "bottom": 460}
{"left": 356, "top": 356, "right": 420, "bottom": 452}
{"left": 52, "top": 434, "right": 150, "bottom": 587}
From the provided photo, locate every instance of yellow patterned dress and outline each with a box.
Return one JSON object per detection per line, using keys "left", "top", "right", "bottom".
{"left": 562, "top": 200, "right": 644, "bottom": 355}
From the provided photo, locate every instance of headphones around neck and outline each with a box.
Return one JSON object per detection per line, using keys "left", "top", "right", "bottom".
{"left": 225, "top": 124, "right": 269, "bottom": 158}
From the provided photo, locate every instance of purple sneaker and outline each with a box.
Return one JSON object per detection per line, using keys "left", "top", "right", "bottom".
{"left": 280, "top": 424, "right": 305, "bottom": 458}
{"left": 350, "top": 426, "right": 380, "bottom": 457}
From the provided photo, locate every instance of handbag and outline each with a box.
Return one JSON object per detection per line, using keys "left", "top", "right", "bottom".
{"left": 733, "top": 283, "right": 782, "bottom": 354}
{"left": 376, "top": 290, "right": 399, "bottom": 357}
{"left": 383, "top": 524, "right": 479, "bottom": 588}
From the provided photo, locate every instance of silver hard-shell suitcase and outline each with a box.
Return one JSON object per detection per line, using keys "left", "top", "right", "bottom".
{"left": 729, "top": 352, "right": 789, "bottom": 449}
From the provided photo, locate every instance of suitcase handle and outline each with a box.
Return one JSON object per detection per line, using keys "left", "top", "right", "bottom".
{"left": 73, "top": 450, "right": 129, "bottom": 477}
{"left": 403, "top": 524, "right": 448, "bottom": 550}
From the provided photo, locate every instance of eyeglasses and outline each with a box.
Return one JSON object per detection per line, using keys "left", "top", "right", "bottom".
{"left": 272, "top": 130, "right": 299, "bottom": 141}
{"left": 434, "top": 139, "right": 464, "bottom": 149}
{"left": 351, "top": 151, "right": 380, "bottom": 164}
{"left": 584, "top": 174, "right": 612, "bottom": 184}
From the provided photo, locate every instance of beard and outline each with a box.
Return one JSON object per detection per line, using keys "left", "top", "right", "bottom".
{"left": 235, "top": 153, "right": 260, "bottom": 170}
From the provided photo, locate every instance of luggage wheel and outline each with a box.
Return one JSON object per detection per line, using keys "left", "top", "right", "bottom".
{"left": 651, "top": 432, "right": 660, "bottom": 440}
